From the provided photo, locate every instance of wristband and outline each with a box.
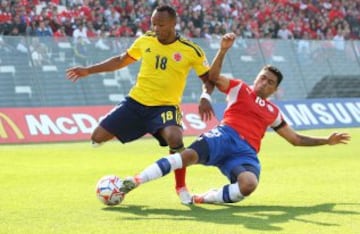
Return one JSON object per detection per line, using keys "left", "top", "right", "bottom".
{"left": 200, "top": 92, "right": 212, "bottom": 103}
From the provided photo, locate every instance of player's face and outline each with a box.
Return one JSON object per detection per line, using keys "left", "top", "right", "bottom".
{"left": 151, "top": 10, "right": 176, "bottom": 44}
{"left": 253, "top": 69, "right": 278, "bottom": 99}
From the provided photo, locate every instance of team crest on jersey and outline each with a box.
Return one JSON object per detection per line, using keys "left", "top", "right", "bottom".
{"left": 173, "top": 52, "right": 182, "bottom": 62}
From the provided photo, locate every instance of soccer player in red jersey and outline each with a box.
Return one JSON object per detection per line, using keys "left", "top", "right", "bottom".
{"left": 118, "top": 33, "right": 351, "bottom": 204}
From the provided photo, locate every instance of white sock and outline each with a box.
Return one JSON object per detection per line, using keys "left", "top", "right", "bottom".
{"left": 203, "top": 189, "right": 224, "bottom": 203}
{"left": 165, "top": 153, "right": 183, "bottom": 171}
{"left": 138, "top": 163, "right": 163, "bottom": 183}
{"left": 138, "top": 153, "right": 183, "bottom": 183}
{"left": 204, "top": 183, "right": 244, "bottom": 203}
{"left": 228, "top": 183, "right": 244, "bottom": 202}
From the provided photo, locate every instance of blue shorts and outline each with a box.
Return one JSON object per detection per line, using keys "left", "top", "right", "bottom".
{"left": 188, "top": 125, "right": 260, "bottom": 183}
{"left": 100, "top": 96, "right": 182, "bottom": 146}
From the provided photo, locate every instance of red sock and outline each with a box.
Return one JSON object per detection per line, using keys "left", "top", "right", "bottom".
{"left": 174, "top": 167, "right": 186, "bottom": 191}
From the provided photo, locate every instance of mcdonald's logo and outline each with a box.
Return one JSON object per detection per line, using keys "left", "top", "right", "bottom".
{"left": 0, "top": 112, "right": 24, "bottom": 139}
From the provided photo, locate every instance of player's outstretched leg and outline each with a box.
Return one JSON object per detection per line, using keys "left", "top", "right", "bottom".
{"left": 120, "top": 153, "right": 184, "bottom": 196}
{"left": 192, "top": 189, "right": 219, "bottom": 204}
{"left": 192, "top": 183, "right": 244, "bottom": 204}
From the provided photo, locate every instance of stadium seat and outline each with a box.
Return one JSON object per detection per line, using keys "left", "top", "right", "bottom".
{"left": 240, "top": 56, "right": 255, "bottom": 62}
{"left": 0, "top": 65, "right": 15, "bottom": 76}
{"left": 103, "top": 79, "right": 120, "bottom": 88}
{"left": 42, "top": 65, "right": 58, "bottom": 72}
{"left": 15, "top": 86, "right": 32, "bottom": 97}
{"left": 109, "top": 94, "right": 125, "bottom": 102}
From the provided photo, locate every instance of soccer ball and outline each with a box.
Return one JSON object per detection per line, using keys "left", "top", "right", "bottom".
{"left": 95, "top": 175, "right": 124, "bottom": 206}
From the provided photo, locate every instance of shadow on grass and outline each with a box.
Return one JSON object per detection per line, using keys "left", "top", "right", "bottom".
{"left": 104, "top": 203, "right": 359, "bottom": 231}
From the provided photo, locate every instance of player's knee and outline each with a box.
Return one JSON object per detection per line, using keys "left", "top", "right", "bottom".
{"left": 164, "top": 128, "right": 183, "bottom": 147}
{"left": 167, "top": 135, "right": 183, "bottom": 147}
{"left": 91, "top": 126, "right": 114, "bottom": 144}
{"left": 238, "top": 172, "right": 258, "bottom": 196}
{"left": 180, "top": 149, "right": 199, "bottom": 167}
{"left": 240, "top": 183, "right": 257, "bottom": 196}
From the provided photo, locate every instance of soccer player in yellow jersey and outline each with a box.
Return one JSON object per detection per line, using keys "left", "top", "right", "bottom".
{"left": 66, "top": 5, "right": 214, "bottom": 204}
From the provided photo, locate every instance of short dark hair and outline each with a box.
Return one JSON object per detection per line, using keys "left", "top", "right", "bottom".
{"left": 263, "top": 65, "right": 283, "bottom": 86}
{"left": 155, "top": 5, "right": 177, "bottom": 19}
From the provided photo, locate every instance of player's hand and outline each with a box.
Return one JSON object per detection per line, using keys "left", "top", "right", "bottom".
{"left": 66, "top": 66, "right": 90, "bottom": 82}
{"left": 328, "top": 132, "right": 351, "bottom": 145}
{"left": 198, "top": 98, "right": 215, "bottom": 122}
{"left": 220, "top": 33, "right": 236, "bottom": 50}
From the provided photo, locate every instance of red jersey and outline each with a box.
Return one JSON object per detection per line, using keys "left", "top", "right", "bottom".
{"left": 221, "top": 79, "right": 284, "bottom": 152}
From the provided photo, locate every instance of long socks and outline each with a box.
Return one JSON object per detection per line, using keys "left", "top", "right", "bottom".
{"left": 202, "top": 183, "right": 245, "bottom": 203}
{"left": 137, "top": 153, "right": 183, "bottom": 183}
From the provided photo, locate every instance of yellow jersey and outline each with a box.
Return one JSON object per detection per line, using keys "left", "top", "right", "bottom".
{"left": 126, "top": 32, "right": 209, "bottom": 106}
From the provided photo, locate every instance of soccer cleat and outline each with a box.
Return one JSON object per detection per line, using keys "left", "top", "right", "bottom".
{"left": 176, "top": 187, "right": 193, "bottom": 205}
{"left": 191, "top": 195, "right": 204, "bottom": 204}
{"left": 120, "top": 176, "right": 141, "bottom": 194}
{"left": 192, "top": 189, "right": 219, "bottom": 204}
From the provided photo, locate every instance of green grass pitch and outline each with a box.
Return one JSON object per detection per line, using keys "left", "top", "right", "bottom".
{"left": 0, "top": 128, "right": 359, "bottom": 234}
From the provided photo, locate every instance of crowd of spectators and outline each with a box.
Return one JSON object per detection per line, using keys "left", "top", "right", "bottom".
{"left": 0, "top": 0, "right": 359, "bottom": 42}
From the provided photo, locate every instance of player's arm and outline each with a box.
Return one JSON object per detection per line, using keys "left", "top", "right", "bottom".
{"left": 275, "top": 124, "right": 351, "bottom": 146}
{"left": 198, "top": 72, "right": 215, "bottom": 121}
{"left": 209, "top": 33, "right": 236, "bottom": 92}
{"left": 66, "top": 53, "right": 136, "bottom": 82}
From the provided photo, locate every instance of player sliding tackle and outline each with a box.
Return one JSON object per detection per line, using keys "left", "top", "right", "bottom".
{"left": 120, "top": 32, "right": 351, "bottom": 204}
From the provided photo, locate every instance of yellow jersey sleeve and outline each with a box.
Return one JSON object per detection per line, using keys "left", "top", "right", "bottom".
{"left": 126, "top": 32, "right": 209, "bottom": 106}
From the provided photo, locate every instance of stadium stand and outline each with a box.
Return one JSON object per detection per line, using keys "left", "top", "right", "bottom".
{"left": 1, "top": 0, "right": 359, "bottom": 41}
{"left": 308, "top": 75, "right": 360, "bottom": 99}
{"left": 0, "top": 35, "right": 359, "bottom": 107}
{"left": 0, "top": 1, "right": 360, "bottom": 107}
